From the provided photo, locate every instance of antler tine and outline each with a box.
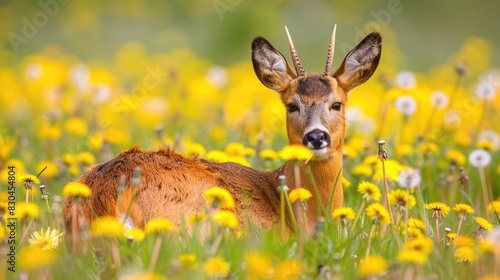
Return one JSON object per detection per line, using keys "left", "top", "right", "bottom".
{"left": 324, "top": 24, "right": 337, "bottom": 76}
{"left": 285, "top": 26, "right": 305, "bottom": 76}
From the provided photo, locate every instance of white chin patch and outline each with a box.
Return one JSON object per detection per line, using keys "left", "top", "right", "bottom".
{"left": 311, "top": 147, "right": 328, "bottom": 156}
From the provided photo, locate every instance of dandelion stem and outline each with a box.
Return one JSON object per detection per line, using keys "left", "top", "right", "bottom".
{"left": 365, "top": 222, "right": 378, "bottom": 258}
{"left": 478, "top": 166, "right": 492, "bottom": 219}
{"left": 111, "top": 239, "right": 122, "bottom": 273}
{"left": 434, "top": 215, "right": 440, "bottom": 242}
{"left": 148, "top": 234, "right": 163, "bottom": 272}
{"left": 453, "top": 214, "right": 465, "bottom": 249}
{"left": 350, "top": 200, "right": 366, "bottom": 235}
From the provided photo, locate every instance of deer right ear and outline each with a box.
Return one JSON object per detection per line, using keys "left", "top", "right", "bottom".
{"left": 252, "top": 37, "right": 297, "bottom": 92}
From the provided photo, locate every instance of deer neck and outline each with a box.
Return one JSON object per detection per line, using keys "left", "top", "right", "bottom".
{"left": 282, "top": 151, "right": 343, "bottom": 231}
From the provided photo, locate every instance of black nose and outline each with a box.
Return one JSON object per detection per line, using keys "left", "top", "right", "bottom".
{"left": 308, "top": 131, "right": 326, "bottom": 142}
{"left": 303, "top": 129, "right": 330, "bottom": 149}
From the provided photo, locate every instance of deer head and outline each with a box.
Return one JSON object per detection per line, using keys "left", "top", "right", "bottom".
{"left": 252, "top": 26, "right": 381, "bottom": 160}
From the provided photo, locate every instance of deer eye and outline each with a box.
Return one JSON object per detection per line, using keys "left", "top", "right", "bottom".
{"left": 331, "top": 102, "right": 342, "bottom": 111}
{"left": 286, "top": 103, "right": 299, "bottom": 113}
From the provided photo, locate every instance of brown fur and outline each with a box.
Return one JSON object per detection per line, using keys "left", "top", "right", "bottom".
{"left": 63, "top": 31, "right": 382, "bottom": 236}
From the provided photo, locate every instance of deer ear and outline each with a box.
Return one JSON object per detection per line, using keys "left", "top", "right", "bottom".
{"left": 252, "top": 36, "right": 297, "bottom": 92}
{"left": 333, "top": 32, "right": 382, "bottom": 92}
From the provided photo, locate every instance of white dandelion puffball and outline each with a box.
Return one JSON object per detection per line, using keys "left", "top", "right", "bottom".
{"left": 430, "top": 91, "right": 449, "bottom": 109}
{"left": 398, "top": 168, "right": 421, "bottom": 188}
{"left": 346, "top": 106, "right": 363, "bottom": 124}
{"left": 396, "top": 71, "right": 417, "bottom": 90}
{"left": 93, "top": 84, "right": 112, "bottom": 104}
{"left": 206, "top": 66, "right": 228, "bottom": 89}
{"left": 443, "top": 110, "right": 462, "bottom": 127}
{"left": 479, "top": 129, "right": 500, "bottom": 150}
{"left": 476, "top": 81, "right": 497, "bottom": 100}
{"left": 486, "top": 226, "right": 500, "bottom": 247}
{"left": 25, "top": 63, "right": 43, "bottom": 82}
{"left": 70, "top": 64, "right": 91, "bottom": 93}
{"left": 468, "top": 149, "right": 491, "bottom": 168}
{"left": 395, "top": 95, "right": 417, "bottom": 116}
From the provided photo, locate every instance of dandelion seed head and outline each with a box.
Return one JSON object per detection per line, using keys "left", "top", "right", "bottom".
{"left": 430, "top": 90, "right": 449, "bottom": 109}
{"left": 468, "top": 149, "right": 491, "bottom": 168}
{"left": 398, "top": 168, "right": 421, "bottom": 188}
{"left": 394, "top": 95, "right": 417, "bottom": 116}
{"left": 395, "top": 71, "right": 417, "bottom": 89}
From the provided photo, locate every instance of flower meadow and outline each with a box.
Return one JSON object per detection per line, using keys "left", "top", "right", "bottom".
{"left": 1, "top": 33, "right": 500, "bottom": 280}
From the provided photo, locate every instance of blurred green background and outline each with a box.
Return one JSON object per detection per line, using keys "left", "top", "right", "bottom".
{"left": 1, "top": 0, "right": 499, "bottom": 71}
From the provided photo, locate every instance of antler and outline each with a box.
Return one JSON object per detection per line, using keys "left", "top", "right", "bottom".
{"left": 324, "top": 24, "right": 337, "bottom": 76}
{"left": 285, "top": 26, "right": 305, "bottom": 76}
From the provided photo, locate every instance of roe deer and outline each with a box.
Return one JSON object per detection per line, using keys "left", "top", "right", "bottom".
{"left": 63, "top": 27, "right": 381, "bottom": 235}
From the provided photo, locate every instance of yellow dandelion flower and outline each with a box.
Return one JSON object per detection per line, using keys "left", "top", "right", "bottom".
{"left": 119, "top": 272, "right": 166, "bottom": 280}
{"left": 124, "top": 228, "right": 145, "bottom": 242}
{"left": 478, "top": 240, "right": 495, "bottom": 254}
{"left": 88, "top": 133, "right": 104, "bottom": 150}
{"left": 488, "top": 200, "right": 500, "bottom": 214}
{"left": 408, "top": 218, "right": 426, "bottom": 231}
{"left": 405, "top": 227, "right": 424, "bottom": 239}
{"left": 19, "top": 246, "right": 57, "bottom": 271}
{"left": 343, "top": 145, "right": 358, "bottom": 159}
{"left": 397, "top": 249, "right": 428, "bottom": 264}
{"left": 78, "top": 151, "right": 96, "bottom": 166}
{"left": 273, "top": 259, "right": 302, "bottom": 280}
{"left": 184, "top": 142, "right": 207, "bottom": 157}
{"left": 357, "top": 181, "right": 381, "bottom": 202}
{"left": 203, "top": 257, "right": 230, "bottom": 278}
{"left": 374, "top": 159, "right": 404, "bottom": 182}
{"left": 454, "top": 246, "right": 476, "bottom": 263}
{"left": 64, "top": 117, "right": 88, "bottom": 137}
{"left": 206, "top": 150, "right": 229, "bottom": 163}
{"left": 260, "top": 149, "right": 279, "bottom": 161}
{"left": 388, "top": 189, "right": 416, "bottom": 209}
{"left": 38, "top": 125, "right": 61, "bottom": 140}
{"left": 363, "top": 155, "right": 379, "bottom": 165}
{"left": 179, "top": 253, "right": 197, "bottom": 269}
{"left": 279, "top": 144, "right": 313, "bottom": 161}
{"left": 62, "top": 182, "right": 92, "bottom": 198}
{"left": 352, "top": 164, "right": 373, "bottom": 177}
{"left": 366, "top": 203, "right": 391, "bottom": 224}
{"left": 424, "top": 202, "right": 451, "bottom": 218}
{"left": 68, "top": 164, "right": 80, "bottom": 176}
{"left": 203, "top": 186, "right": 235, "bottom": 209}
{"left": 28, "top": 227, "right": 63, "bottom": 251}
{"left": 342, "top": 177, "right": 352, "bottom": 189}
{"left": 228, "top": 156, "right": 251, "bottom": 167}
{"left": 15, "top": 203, "right": 40, "bottom": 219}
{"left": 404, "top": 236, "right": 433, "bottom": 255}
{"left": 288, "top": 187, "right": 312, "bottom": 203}
{"left": 453, "top": 203, "right": 474, "bottom": 215}
{"left": 90, "top": 216, "right": 124, "bottom": 238}
{"left": 244, "top": 252, "right": 272, "bottom": 278}
{"left": 446, "top": 233, "right": 475, "bottom": 247}
{"left": 418, "top": 141, "right": 440, "bottom": 154}
{"left": 19, "top": 174, "right": 40, "bottom": 187}
{"left": 187, "top": 213, "right": 207, "bottom": 226}
{"left": 358, "top": 255, "right": 387, "bottom": 277}
{"left": 446, "top": 149, "right": 466, "bottom": 166}
{"left": 62, "top": 153, "right": 78, "bottom": 166}
{"left": 145, "top": 218, "right": 175, "bottom": 235}
{"left": 396, "top": 143, "right": 413, "bottom": 158}
{"left": 212, "top": 210, "right": 239, "bottom": 229}
{"left": 332, "top": 207, "right": 356, "bottom": 221}
{"left": 225, "top": 142, "right": 247, "bottom": 157}
{"left": 474, "top": 216, "right": 493, "bottom": 232}
{"left": 36, "top": 160, "right": 59, "bottom": 179}
{"left": 477, "top": 140, "right": 495, "bottom": 151}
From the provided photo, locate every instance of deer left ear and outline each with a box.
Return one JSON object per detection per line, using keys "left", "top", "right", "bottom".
{"left": 252, "top": 36, "right": 297, "bottom": 92}
{"left": 333, "top": 32, "right": 382, "bottom": 92}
